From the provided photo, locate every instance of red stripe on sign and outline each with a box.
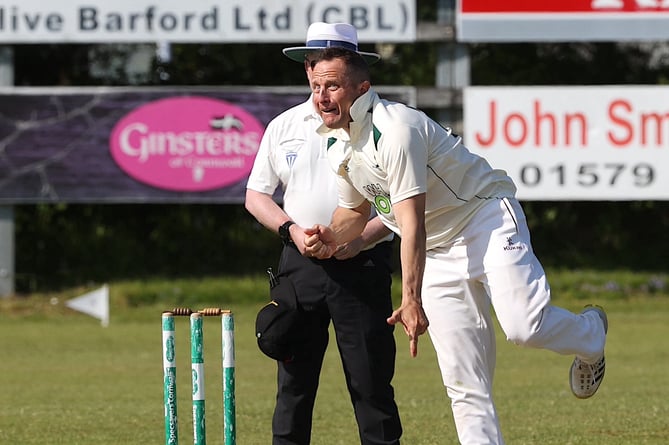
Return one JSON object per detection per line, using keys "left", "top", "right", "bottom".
{"left": 461, "top": 0, "right": 669, "bottom": 13}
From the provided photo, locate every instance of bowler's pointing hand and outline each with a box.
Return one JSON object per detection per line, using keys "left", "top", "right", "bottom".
{"left": 387, "top": 300, "right": 429, "bottom": 357}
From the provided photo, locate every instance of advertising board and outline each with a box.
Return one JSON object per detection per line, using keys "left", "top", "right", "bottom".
{"left": 464, "top": 85, "right": 669, "bottom": 200}
{"left": 458, "top": 0, "right": 669, "bottom": 41}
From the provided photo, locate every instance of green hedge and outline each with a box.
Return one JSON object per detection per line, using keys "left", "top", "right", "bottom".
{"left": 13, "top": 201, "right": 669, "bottom": 292}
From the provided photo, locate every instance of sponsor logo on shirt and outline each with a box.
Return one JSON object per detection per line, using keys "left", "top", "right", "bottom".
{"left": 363, "top": 183, "right": 392, "bottom": 214}
{"left": 503, "top": 236, "right": 525, "bottom": 252}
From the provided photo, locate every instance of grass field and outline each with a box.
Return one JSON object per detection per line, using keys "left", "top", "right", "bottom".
{"left": 1, "top": 276, "right": 668, "bottom": 444}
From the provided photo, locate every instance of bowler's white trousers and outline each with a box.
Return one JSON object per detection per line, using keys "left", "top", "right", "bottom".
{"left": 421, "top": 198, "right": 606, "bottom": 445}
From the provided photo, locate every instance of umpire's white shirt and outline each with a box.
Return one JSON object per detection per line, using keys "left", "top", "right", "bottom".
{"left": 247, "top": 98, "right": 339, "bottom": 227}
{"left": 317, "top": 89, "right": 516, "bottom": 250}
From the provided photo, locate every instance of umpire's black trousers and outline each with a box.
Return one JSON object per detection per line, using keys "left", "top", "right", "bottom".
{"left": 272, "top": 241, "right": 402, "bottom": 445}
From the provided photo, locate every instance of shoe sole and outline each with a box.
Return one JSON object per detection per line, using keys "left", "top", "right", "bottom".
{"left": 570, "top": 356, "right": 606, "bottom": 399}
{"left": 570, "top": 305, "right": 607, "bottom": 398}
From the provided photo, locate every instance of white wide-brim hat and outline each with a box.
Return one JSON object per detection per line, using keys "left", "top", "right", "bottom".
{"left": 283, "top": 22, "right": 381, "bottom": 65}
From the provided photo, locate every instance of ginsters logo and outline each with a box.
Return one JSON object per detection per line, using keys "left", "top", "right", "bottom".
{"left": 110, "top": 96, "right": 262, "bottom": 192}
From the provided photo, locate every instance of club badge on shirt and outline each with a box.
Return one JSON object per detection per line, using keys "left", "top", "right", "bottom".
{"left": 285, "top": 152, "right": 297, "bottom": 168}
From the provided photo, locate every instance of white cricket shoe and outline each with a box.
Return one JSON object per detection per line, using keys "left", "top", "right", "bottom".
{"left": 570, "top": 305, "right": 608, "bottom": 399}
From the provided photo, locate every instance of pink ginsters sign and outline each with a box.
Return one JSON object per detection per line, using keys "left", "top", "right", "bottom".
{"left": 110, "top": 96, "right": 262, "bottom": 192}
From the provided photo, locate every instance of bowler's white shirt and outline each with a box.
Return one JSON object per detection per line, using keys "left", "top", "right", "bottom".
{"left": 317, "top": 89, "right": 517, "bottom": 250}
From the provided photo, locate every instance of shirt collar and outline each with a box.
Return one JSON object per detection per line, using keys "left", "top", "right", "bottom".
{"left": 302, "top": 94, "right": 322, "bottom": 122}
{"left": 350, "top": 88, "right": 375, "bottom": 124}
